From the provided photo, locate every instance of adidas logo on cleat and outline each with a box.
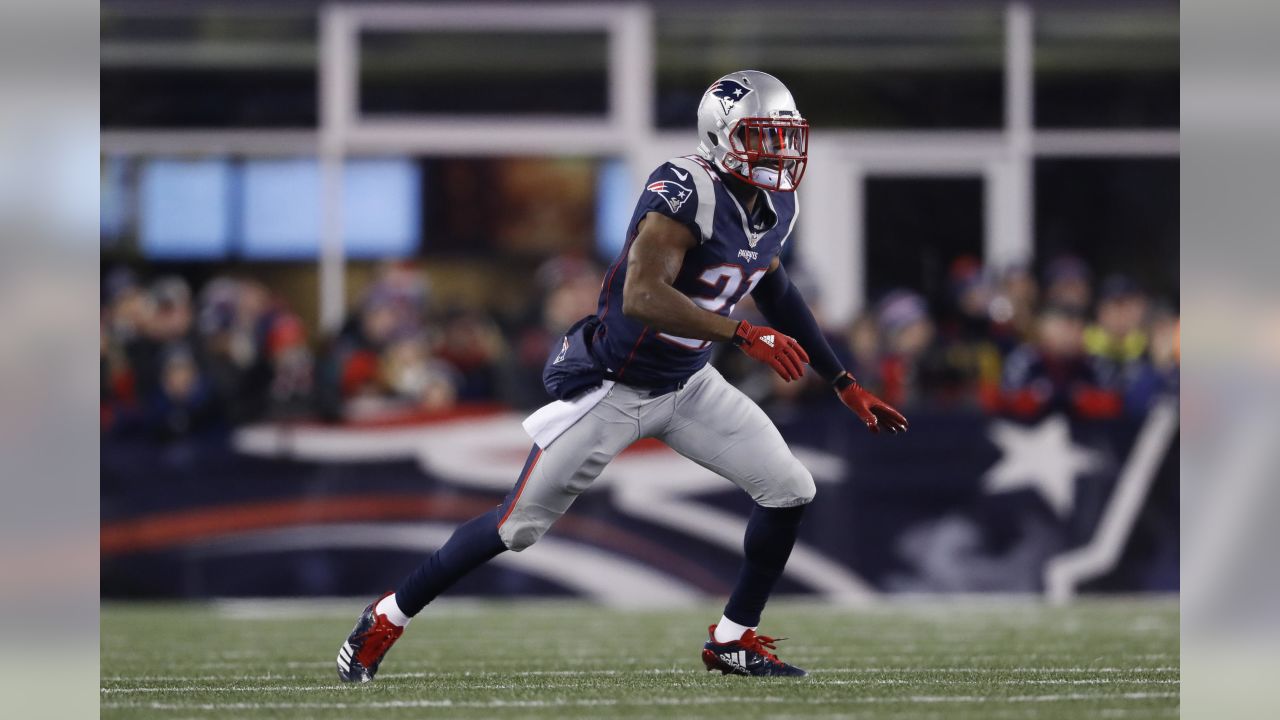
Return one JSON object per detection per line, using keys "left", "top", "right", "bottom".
{"left": 337, "top": 641, "right": 351, "bottom": 672}
{"left": 760, "top": 335, "right": 775, "bottom": 348}
{"left": 719, "top": 650, "right": 748, "bottom": 671}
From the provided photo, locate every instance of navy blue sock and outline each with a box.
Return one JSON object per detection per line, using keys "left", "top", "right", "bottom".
{"left": 723, "top": 503, "right": 808, "bottom": 627}
{"left": 393, "top": 506, "right": 508, "bottom": 616}
{"left": 394, "top": 445, "right": 540, "bottom": 616}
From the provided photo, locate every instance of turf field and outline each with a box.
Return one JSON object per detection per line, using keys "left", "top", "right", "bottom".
{"left": 101, "top": 597, "right": 1178, "bottom": 719}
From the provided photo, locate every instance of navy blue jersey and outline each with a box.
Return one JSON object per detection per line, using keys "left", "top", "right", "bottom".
{"left": 594, "top": 155, "right": 799, "bottom": 387}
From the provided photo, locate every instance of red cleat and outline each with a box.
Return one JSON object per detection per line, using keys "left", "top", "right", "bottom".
{"left": 701, "top": 624, "right": 807, "bottom": 677}
{"left": 336, "top": 592, "right": 405, "bottom": 683}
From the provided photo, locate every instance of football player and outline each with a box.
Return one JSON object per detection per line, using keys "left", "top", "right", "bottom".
{"left": 337, "top": 70, "right": 907, "bottom": 681}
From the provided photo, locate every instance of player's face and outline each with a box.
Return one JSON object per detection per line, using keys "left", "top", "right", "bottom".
{"left": 738, "top": 125, "right": 805, "bottom": 158}
{"left": 735, "top": 124, "right": 806, "bottom": 173}
{"left": 728, "top": 117, "right": 809, "bottom": 191}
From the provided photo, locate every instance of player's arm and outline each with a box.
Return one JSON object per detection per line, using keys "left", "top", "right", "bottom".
{"left": 622, "top": 212, "right": 738, "bottom": 342}
{"left": 622, "top": 212, "right": 808, "bottom": 381}
{"left": 751, "top": 258, "right": 909, "bottom": 433}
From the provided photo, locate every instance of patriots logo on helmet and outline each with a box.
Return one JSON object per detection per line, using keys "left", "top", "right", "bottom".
{"left": 647, "top": 180, "right": 693, "bottom": 213}
{"left": 708, "top": 79, "right": 753, "bottom": 115}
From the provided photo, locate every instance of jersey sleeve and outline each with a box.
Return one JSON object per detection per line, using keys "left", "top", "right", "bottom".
{"left": 635, "top": 159, "right": 715, "bottom": 243}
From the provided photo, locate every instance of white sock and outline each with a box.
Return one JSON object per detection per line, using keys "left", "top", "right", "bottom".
{"left": 375, "top": 593, "right": 412, "bottom": 627}
{"left": 714, "top": 615, "right": 755, "bottom": 643}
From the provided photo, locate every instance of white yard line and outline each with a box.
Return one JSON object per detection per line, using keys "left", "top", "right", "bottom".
{"left": 810, "top": 679, "right": 1180, "bottom": 686}
{"left": 102, "top": 677, "right": 1181, "bottom": 694}
{"left": 102, "top": 692, "right": 1180, "bottom": 711}
{"left": 813, "top": 666, "right": 1180, "bottom": 673}
{"left": 102, "top": 686, "right": 348, "bottom": 694}
{"left": 102, "top": 661, "right": 1177, "bottom": 681}
{"left": 103, "top": 665, "right": 1179, "bottom": 683}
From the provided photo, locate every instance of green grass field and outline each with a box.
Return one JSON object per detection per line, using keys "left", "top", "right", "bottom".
{"left": 101, "top": 597, "right": 1178, "bottom": 719}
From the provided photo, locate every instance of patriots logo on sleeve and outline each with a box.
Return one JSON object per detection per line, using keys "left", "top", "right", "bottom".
{"left": 708, "top": 79, "right": 753, "bottom": 115}
{"left": 647, "top": 180, "right": 693, "bottom": 213}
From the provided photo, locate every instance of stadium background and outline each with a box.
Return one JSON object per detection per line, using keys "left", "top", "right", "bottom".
{"left": 99, "top": 0, "right": 1178, "bottom": 606}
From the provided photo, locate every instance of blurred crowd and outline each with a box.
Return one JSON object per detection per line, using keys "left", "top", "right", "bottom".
{"left": 101, "top": 254, "right": 1178, "bottom": 442}
{"left": 730, "top": 255, "right": 1179, "bottom": 421}
{"left": 101, "top": 269, "right": 312, "bottom": 441}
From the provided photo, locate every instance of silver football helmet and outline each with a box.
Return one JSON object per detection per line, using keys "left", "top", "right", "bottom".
{"left": 696, "top": 70, "right": 809, "bottom": 192}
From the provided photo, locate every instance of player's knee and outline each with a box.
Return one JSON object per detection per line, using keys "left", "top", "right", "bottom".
{"left": 789, "top": 462, "right": 817, "bottom": 505}
{"left": 499, "top": 523, "right": 537, "bottom": 552}
{"left": 505, "top": 533, "right": 537, "bottom": 552}
{"left": 760, "top": 457, "right": 815, "bottom": 507}
{"left": 497, "top": 512, "right": 551, "bottom": 552}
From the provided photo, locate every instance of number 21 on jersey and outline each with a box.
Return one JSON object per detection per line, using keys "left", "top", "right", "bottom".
{"left": 658, "top": 264, "right": 767, "bottom": 350}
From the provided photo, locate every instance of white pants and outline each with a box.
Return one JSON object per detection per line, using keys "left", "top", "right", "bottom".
{"left": 499, "top": 364, "right": 815, "bottom": 551}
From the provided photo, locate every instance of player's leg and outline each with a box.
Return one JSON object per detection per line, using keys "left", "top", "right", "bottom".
{"left": 658, "top": 365, "right": 814, "bottom": 676}
{"left": 337, "top": 386, "right": 640, "bottom": 682}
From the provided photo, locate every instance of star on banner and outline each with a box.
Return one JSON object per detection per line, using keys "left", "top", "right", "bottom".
{"left": 982, "top": 415, "right": 1105, "bottom": 517}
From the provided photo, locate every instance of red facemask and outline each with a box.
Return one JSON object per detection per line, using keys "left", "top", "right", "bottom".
{"left": 724, "top": 117, "right": 809, "bottom": 192}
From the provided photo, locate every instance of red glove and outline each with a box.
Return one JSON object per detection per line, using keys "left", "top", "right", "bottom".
{"left": 834, "top": 372, "right": 909, "bottom": 434}
{"left": 733, "top": 320, "right": 810, "bottom": 382}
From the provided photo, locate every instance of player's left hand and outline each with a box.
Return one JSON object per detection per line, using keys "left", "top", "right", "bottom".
{"left": 833, "top": 372, "right": 909, "bottom": 434}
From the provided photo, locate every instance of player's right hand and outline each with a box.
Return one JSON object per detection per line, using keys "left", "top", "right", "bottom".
{"left": 732, "top": 320, "right": 809, "bottom": 382}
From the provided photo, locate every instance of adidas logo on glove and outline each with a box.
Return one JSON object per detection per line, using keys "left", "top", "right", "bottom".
{"left": 731, "top": 320, "right": 809, "bottom": 384}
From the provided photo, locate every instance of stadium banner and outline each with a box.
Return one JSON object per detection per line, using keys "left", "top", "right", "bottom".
{"left": 102, "top": 400, "right": 1177, "bottom": 603}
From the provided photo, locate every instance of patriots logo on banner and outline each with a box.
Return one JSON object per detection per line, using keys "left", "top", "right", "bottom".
{"left": 104, "top": 399, "right": 1178, "bottom": 602}
{"left": 708, "top": 79, "right": 753, "bottom": 115}
{"left": 647, "top": 180, "right": 693, "bottom": 213}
